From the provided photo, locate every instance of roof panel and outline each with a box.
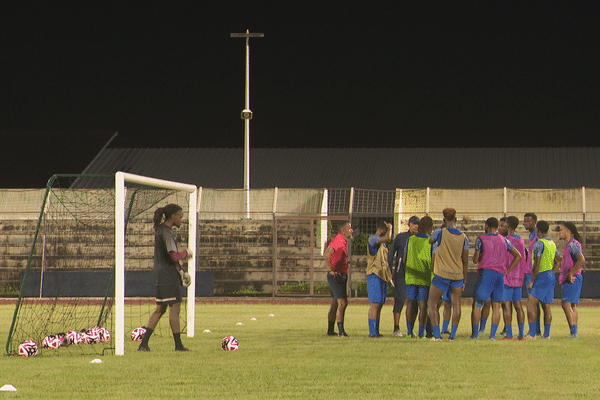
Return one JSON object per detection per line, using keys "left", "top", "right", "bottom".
{"left": 79, "top": 147, "right": 600, "bottom": 189}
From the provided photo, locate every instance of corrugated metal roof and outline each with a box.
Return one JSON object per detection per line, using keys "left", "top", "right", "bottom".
{"left": 80, "top": 147, "right": 600, "bottom": 189}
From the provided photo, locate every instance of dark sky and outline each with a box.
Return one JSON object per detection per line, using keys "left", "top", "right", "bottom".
{"left": 1, "top": 2, "right": 599, "bottom": 188}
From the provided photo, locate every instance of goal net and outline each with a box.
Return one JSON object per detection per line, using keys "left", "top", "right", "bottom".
{"left": 6, "top": 172, "right": 197, "bottom": 356}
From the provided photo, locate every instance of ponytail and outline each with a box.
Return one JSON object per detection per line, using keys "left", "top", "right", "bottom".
{"left": 153, "top": 204, "right": 182, "bottom": 231}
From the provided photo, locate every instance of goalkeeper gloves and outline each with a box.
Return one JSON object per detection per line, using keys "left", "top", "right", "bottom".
{"left": 179, "top": 269, "right": 192, "bottom": 288}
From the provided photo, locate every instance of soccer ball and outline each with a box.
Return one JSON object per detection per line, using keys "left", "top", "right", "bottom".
{"left": 131, "top": 326, "right": 147, "bottom": 342}
{"left": 81, "top": 328, "right": 100, "bottom": 344}
{"left": 67, "top": 330, "right": 84, "bottom": 345}
{"left": 221, "top": 336, "right": 239, "bottom": 351}
{"left": 94, "top": 326, "right": 110, "bottom": 343}
{"left": 18, "top": 340, "right": 38, "bottom": 357}
{"left": 41, "top": 335, "right": 62, "bottom": 349}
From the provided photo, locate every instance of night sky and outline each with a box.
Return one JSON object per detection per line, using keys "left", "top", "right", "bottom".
{"left": 1, "top": 2, "right": 599, "bottom": 188}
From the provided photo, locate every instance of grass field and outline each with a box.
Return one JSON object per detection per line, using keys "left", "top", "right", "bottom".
{"left": 1, "top": 299, "right": 600, "bottom": 399}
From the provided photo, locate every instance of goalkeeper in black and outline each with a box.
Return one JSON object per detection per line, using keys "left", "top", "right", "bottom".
{"left": 139, "top": 204, "right": 192, "bottom": 352}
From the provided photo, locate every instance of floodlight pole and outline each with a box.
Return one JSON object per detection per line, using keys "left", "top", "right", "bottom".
{"left": 231, "top": 30, "right": 264, "bottom": 219}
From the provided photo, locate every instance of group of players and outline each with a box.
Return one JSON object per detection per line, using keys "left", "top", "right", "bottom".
{"left": 326, "top": 209, "right": 585, "bottom": 341}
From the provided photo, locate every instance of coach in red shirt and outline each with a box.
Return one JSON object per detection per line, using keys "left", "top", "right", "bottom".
{"left": 324, "top": 221, "right": 353, "bottom": 337}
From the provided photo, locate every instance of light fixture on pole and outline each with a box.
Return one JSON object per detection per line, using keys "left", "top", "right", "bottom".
{"left": 230, "top": 30, "right": 264, "bottom": 219}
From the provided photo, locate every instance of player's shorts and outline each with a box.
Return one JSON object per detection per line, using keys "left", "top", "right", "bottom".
{"left": 561, "top": 274, "right": 583, "bottom": 304}
{"left": 327, "top": 272, "right": 348, "bottom": 300}
{"left": 393, "top": 269, "right": 406, "bottom": 313}
{"left": 432, "top": 275, "right": 464, "bottom": 297}
{"left": 155, "top": 283, "right": 182, "bottom": 305}
{"left": 524, "top": 273, "right": 532, "bottom": 295}
{"left": 441, "top": 285, "right": 451, "bottom": 302}
{"left": 406, "top": 284, "right": 429, "bottom": 301}
{"left": 503, "top": 285, "right": 522, "bottom": 303}
{"left": 529, "top": 270, "right": 556, "bottom": 304}
{"left": 474, "top": 269, "right": 505, "bottom": 303}
{"left": 367, "top": 274, "right": 388, "bottom": 304}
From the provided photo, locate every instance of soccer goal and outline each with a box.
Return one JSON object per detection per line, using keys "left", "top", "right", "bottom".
{"left": 6, "top": 172, "right": 197, "bottom": 356}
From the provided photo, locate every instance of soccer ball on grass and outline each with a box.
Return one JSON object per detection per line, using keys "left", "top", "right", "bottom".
{"left": 18, "top": 340, "right": 38, "bottom": 357}
{"left": 221, "top": 336, "right": 239, "bottom": 351}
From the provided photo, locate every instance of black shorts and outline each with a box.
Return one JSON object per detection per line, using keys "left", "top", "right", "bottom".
{"left": 155, "top": 282, "right": 182, "bottom": 305}
{"left": 327, "top": 272, "right": 348, "bottom": 300}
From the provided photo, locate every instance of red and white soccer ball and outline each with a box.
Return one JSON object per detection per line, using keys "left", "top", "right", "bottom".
{"left": 67, "top": 330, "right": 84, "bottom": 345}
{"left": 221, "top": 336, "right": 239, "bottom": 351}
{"left": 94, "top": 326, "right": 110, "bottom": 343}
{"left": 41, "top": 335, "right": 62, "bottom": 350}
{"left": 131, "top": 326, "right": 147, "bottom": 342}
{"left": 18, "top": 340, "right": 38, "bottom": 357}
{"left": 81, "top": 328, "right": 100, "bottom": 344}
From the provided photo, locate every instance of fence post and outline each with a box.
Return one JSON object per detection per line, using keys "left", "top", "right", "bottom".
{"left": 426, "top": 187, "right": 430, "bottom": 216}
{"left": 272, "top": 214, "right": 277, "bottom": 297}
{"left": 348, "top": 187, "right": 354, "bottom": 298}
{"left": 582, "top": 186, "right": 587, "bottom": 270}
{"left": 503, "top": 187, "right": 507, "bottom": 217}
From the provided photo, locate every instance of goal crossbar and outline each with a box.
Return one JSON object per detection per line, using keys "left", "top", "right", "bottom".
{"left": 115, "top": 172, "right": 198, "bottom": 355}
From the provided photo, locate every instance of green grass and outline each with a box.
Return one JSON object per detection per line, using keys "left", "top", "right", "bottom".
{"left": 1, "top": 301, "right": 600, "bottom": 399}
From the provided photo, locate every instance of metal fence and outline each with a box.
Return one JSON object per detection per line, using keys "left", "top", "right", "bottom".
{"left": 2, "top": 187, "right": 600, "bottom": 295}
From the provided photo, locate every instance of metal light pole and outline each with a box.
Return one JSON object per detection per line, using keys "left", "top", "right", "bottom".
{"left": 230, "top": 30, "right": 264, "bottom": 219}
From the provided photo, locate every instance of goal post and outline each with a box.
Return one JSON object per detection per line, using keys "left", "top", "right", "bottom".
{"left": 115, "top": 172, "right": 197, "bottom": 356}
{"left": 5, "top": 173, "right": 198, "bottom": 357}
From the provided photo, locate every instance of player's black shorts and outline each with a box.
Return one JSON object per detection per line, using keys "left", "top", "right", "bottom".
{"left": 327, "top": 272, "right": 347, "bottom": 300}
{"left": 155, "top": 282, "right": 182, "bottom": 305}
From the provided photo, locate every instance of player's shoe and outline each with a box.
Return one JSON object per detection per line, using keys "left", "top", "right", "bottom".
{"left": 392, "top": 330, "right": 405, "bottom": 337}
{"left": 524, "top": 335, "right": 537, "bottom": 340}
{"left": 501, "top": 336, "right": 513, "bottom": 341}
{"left": 327, "top": 332, "right": 337, "bottom": 336}
{"left": 138, "top": 344, "right": 152, "bottom": 352}
{"left": 489, "top": 336, "right": 496, "bottom": 341}
{"left": 430, "top": 337, "right": 442, "bottom": 342}
{"left": 541, "top": 335, "right": 551, "bottom": 340}
{"left": 175, "top": 346, "right": 190, "bottom": 352}
{"left": 469, "top": 336, "right": 479, "bottom": 340}
{"left": 566, "top": 333, "right": 579, "bottom": 339}
{"left": 338, "top": 332, "right": 349, "bottom": 337}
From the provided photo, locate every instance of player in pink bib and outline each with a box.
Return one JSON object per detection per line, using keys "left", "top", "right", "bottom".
{"left": 501, "top": 216, "right": 527, "bottom": 340}
{"left": 558, "top": 222, "right": 585, "bottom": 338}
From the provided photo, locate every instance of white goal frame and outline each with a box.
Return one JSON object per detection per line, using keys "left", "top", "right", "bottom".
{"left": 115, "top": 172, "right": 198, "bottom": 355}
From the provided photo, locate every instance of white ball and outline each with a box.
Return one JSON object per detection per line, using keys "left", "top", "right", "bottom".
{"left": 42, "top": 335, "right": 62, "bottom": 350}
{"left": 18, "top": 340, "right": 38, "bottom": 357}
{"left": 221, "top": 336, "right": 239, "bottom": 351}
{"left": 131, "top": 326, "right": 147, "bottom": 342}
{"left": 67, "top": 330, "right": 84, "bottom": 345}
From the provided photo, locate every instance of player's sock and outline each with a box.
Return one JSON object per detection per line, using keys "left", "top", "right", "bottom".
{"left": 368, "top": 319, "right": 377, "bottom": 337}
{"left": 376, "top": 318, "right": 380, "bottom": 336}
{"left": 570, "top": 324, "right": 578, "bottom": 335}
{"left": 418, "top": 324, "right": 426, "bottom": 338}
{"left": 426, "top": 320, "right": 433, "bottom": 338}
{"left": 406, "top": 321, "right": 414, "bottom": 337}
{"left": 528, "top": 322, "right": 536, "bottom": 338}
{"left": 544, "top": 323, "right": 551, "bottom": 338}
{"left": 394, "top": 324, "right": 400, "bottom": 333}
{"left": 442, "top": 320, "right": 450, "bottom": 333}
{"left": 517, "top": 322, "right": 525, "bottom": 338}
{"left": 505, "top": 324, "right": 513, "bottom": 338}
{"left": 480, "top": 317, "right": 488, "bottom": 333}
{"left": 337, "top": 322, "right": 345, "bottom": 335}
{"left": 489, "top": 323, "right": 498, "bottom": 339}
{"left": 327, "top": 321, "right": 335, "bottom": 335}
{"left": 536, "top": 320, "right": 541, "bottom": 336}
{"left": 140, "top": 327, "right": 154, "bottom": 347}
{"left": 432, "top": 325, "right": 441, "bottom": 339}
{"left": 471, "top": 323, "right": 479, "bottom": 338}
{"left": 173, "top": 332, "right": 185, "bottom": 350}
{"left": 449, "top": 325, "right": 458, "bottom": 340}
